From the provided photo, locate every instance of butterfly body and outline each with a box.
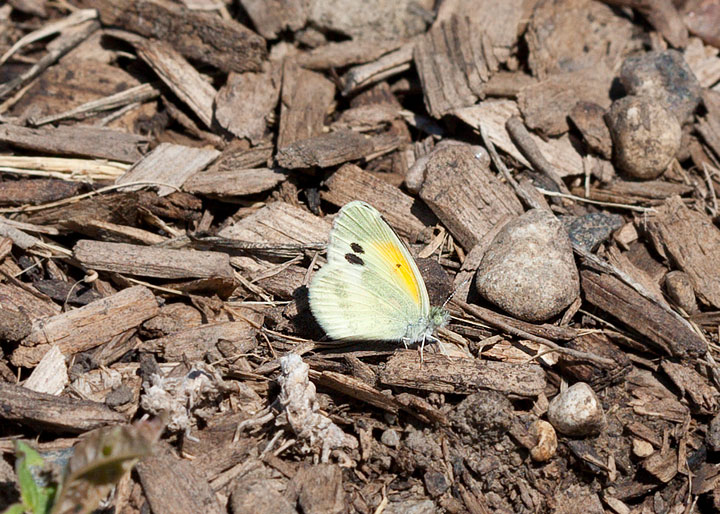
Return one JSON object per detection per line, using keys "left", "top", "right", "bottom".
{"left": 309, "top": 201, "right": 448, "bottom": 344}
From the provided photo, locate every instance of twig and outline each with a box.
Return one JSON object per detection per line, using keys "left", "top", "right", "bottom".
{"left": 536, "top": 188, "right": 656, "bottom": 213}
{"left": 452, "top": 299, "right": 616, "bottom": 367}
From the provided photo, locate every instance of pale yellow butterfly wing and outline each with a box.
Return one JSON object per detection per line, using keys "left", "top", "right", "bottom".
{"left": 309, "top": 201, "right": 430, "bottom": 341}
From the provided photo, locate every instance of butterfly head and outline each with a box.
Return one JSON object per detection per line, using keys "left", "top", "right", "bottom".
{"left": 405, "top": 305, "right": 449, "bottom": 342}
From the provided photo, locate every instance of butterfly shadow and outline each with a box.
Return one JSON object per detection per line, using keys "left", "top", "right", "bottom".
{"left": 290, "top": 285, "right": 325, "bottom": 340}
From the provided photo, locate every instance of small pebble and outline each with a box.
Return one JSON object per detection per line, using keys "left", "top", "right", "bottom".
{"left": 664, "top": 270, "right": 698, "bottom": 314}
{"left": 707, "top": 413, "right": 720, "bottom": 452}
{"left": 423, "top": 469, "right": 450, "bottom": 497}
{"left": 561, "top": 213, "right": 624, "bottom": 252}
{"left": 529, "top": 420, "right": 558, "bottom": 462}
{"left": 632, "top": 438, "right": 654, "bottom": 458}
{"left": 475, "top": 209, "right": 580, "bottom": 322}
{"left": 547, "top": 382, "right": 606, "bottom": 437}
{"left": 605, "top": 95, "right": 681, "bottom": 179}
{"left": 381, "top": 428, "right": 401, "bottom": 447}
{"left": 619, "top": 50, "right": 701, "bottom": 124}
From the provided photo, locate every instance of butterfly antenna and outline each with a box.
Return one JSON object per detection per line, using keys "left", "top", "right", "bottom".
{"left": 442, "top": 278, "right": 471, "bottom": 308}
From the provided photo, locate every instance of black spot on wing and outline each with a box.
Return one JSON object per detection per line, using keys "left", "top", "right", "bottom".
{"left": 350, "top": 242, "right": 364, "bottom": 254}
{"left": 345, "top": 253, "right": 364, "bottom": 265}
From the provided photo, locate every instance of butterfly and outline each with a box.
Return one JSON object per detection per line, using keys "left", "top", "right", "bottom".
{"left": 308, "top": 201, "right": 449, "bottom": 356}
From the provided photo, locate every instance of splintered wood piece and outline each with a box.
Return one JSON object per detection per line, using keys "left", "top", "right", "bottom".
{"left": 435, "top": 0, "right": 533, "bottom": 63}
{"left": 116, "top": 142, "right": 219, "bottom": 196}
{"left": 0, "top": 382, "right": 125, "bottom": 433}
{"left": 580, "top": 270, "right": 706, "bottom": 358}
{"left": 115, "top": 34, "right": 217, "bottom": 128}
{"left": 278, "top": 62, "right": 335, "bottom": 148}
{"left": 73, "top": 240, "right": 234, "bottom": 280}
{"left": 419, "top": 144, "right": 523, "bottom": 249}
{"left": 298, "top": 38, "right": 407, "bottom": 70}
{"left": 60, "top": 218, "right": 166, "bottom": 245}
{"left": 517, "top": 66, "right": 612, "bottom": 137}
{"left": 184, "top": 168, "right": 288, "bottom": 198}
{"left": 342, "top": 41, "right": 414, "bottom": 95}
{"left": 84, "top": 0, "right": 266, "bottom": 73}
{"left": 239, "top": 0, "right": 307, "bottom": 39}
{"left": 378, "top": 352, "right": 546, "bottom": 397}
{"left": 219, "top": 201, "right": 330, "bottom": 244}
{"left": 205, "top": 141, "right": 273, "bottom": 171}
{"left": 276, "top": 130, "right": 374, "bottom": 169}
{"left": 321, "top": 163, "right": 437, "bottom": 239}
{"left": 454, "top": 99, "right": 584, "bottom": 178}
{"left": 0, "top": 283, "right": 61, "bottom": 321}
{"left": 23, "top": 345, "right": 68, "bottom": 396}
{"left": 30, "top": 82, "right": 161, "bottom": 127}
{"left": 414, "top": 15, "right": 496, "bottom": 117}
{"left": 137, "top": 451, "right": 223, "bottom": 514}
{"left": 12, "top": 286, "right": 159, "bottom": 367}
{"left": 0, "top": 18, "right": 99, "bottom": 100}
{"left": 0, "top": 179, "right": 82, "bottom": 206}
{"left": 0, "top": 124, "right": 148, "bottom": 163}
{"left": 146, "top": 321, "right": 258, "bottom": 362}
{"left": 570, "top": 180, "right": 693, "bottom": 205}
{"left": 645, "top": 196, "right": 720, "bottom": 309}
{"left": 214, "top": 65, "right": 281, "bottom": 143}
{"left": 661, "top": 360, "right": 718, "bottom": 414}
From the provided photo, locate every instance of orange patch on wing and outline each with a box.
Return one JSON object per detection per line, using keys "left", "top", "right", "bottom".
{"left": 372, "top": 241, "right": 421, "bottom": 304}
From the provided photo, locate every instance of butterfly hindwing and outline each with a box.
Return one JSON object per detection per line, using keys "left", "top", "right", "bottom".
{"left": 309, "top": 201, "right": 430, "bottom": 341}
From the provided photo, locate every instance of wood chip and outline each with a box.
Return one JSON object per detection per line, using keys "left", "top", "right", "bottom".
{"left": 419, "top": 144, "right": 523, "bottom": 249}
{"left": 111, "top": 33, "right": 217, "bottom": 128}
{"left": 184, "top": 168, "right": 288, "bottom": 199}
{"left": 646, "top": 195, "right": 720, "bottom": 309}
{"left": 22, "top": 345, "right": 68, "bottom": 395}
{"left": 454, "top": 99, "right": 584, "bottom": 178}
{"left": 0, "top": 124, "right": 148, "bottom": 163}
{"left": 0, "top": 382, "right": 125, "bottom": 433}
{"left": 414, "top": 15, "right": 496, "bottom": 117}
{"left": 214, "top": 65, "right": 281, "bottom": 143}
{"left": 278, "top": 61, "right": 335, "bottom": 148}
{"left": 73, "top": 240, "right": 234, "bottom": 280}
{"left": 239, "top": 0, "right": 307, "bottom": 39}
{"left": 321, "top": 163, "right": 437, "bottom": 240}
{"left": 12, "top": 285, "right": 159, "bottom": 367}
{"left": 85, "top": 0, "right": 266, "bottom": 73}
{"left": 137, "top": 450, "right": 223, "bottom": 514}
{"left": 581, "top": 270, "right": 707, "bottom": 358}
{"left": 276, "top": 130, "right": 374, "bottom": 169}
{"left": 378, "top": 352, "right": 546, "bottom": 398}
{"left": 116, "top": 142, "right": 219, "bottom": 196}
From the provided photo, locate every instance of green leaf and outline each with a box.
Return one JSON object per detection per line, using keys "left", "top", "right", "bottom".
{"left": 2, "top": 503, "right": 29, "bottom": 514}
{"left": 12, "top": 441, "right": 56, "bottom": 514}
{"left": 51, "top": 418, "right": 163, "bottom": 514}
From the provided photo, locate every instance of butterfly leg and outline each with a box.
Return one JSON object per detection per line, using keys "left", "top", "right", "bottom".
{"left": 402, "top": 337, "right": 410, "bottom": 350}
{"left": 419, "top": 334, "right": 426, "bottom": 363}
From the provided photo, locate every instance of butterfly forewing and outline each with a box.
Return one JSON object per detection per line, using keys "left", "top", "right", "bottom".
{"left": 309, "top": 201, "right": 431, "bottom": 341}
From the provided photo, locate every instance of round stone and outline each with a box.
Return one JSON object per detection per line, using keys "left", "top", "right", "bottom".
{"left": 474, "top": 209, "right": 580, "bottom": 322}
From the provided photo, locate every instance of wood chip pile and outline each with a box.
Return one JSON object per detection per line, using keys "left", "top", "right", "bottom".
{"left": 1, "top": 0, "right": 720, "bottom": 512}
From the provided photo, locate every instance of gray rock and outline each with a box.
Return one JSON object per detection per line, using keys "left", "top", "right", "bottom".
{"left": 561, "top": 212, "right": 624, "bottom": 252}
{"left": 384, "top": 500, "right": 437, "bottom": 514}
{"left": 605, "top": 95, "right": 681, "bottom": 179}
{"left": 619, "top": 50, "right": 701, "bottom": 124}
{"left": 707, "top": 413, "right": 720, "bottom": 452}
{"left": 547, "top": 382, "right": 606, "bottom": 437}
{"left": 381, "top": 428, "right": 401, "bottom": 447}
{"left": 474, "top": 209, "right": 579, "bottom": 322}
